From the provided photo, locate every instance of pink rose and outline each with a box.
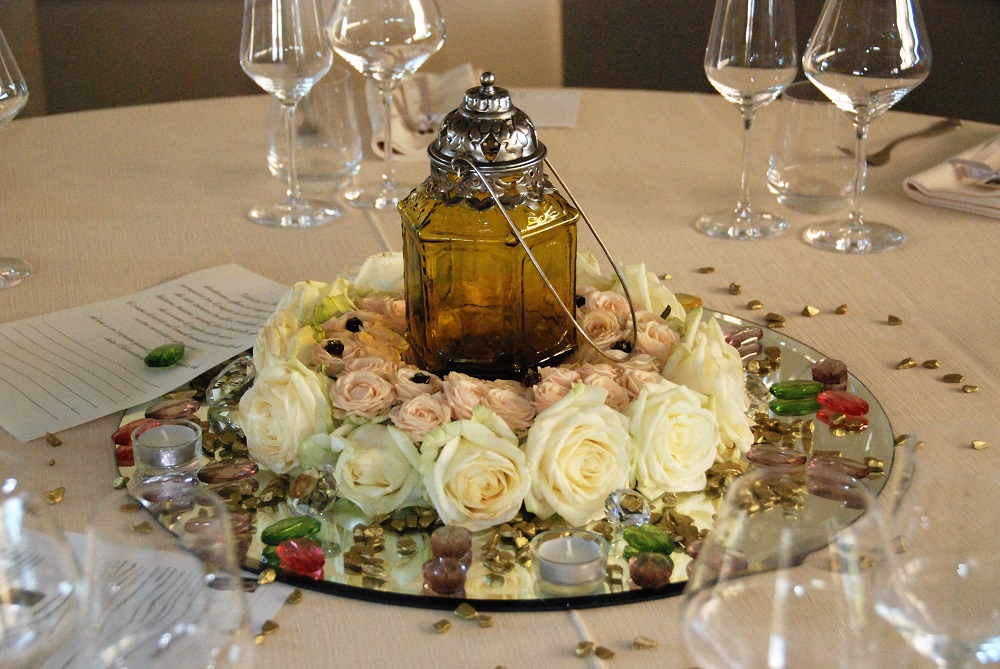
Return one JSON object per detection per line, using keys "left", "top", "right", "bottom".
{"left": 617, "top": 352, "right": 662, "bottom": 373}
{"left": 343, "top": 355, "right": 399, "bottom": 380}
{"left": 358, "top": 296, "right": 407, "bottom": 334}
{"left": 580, "top": 308, "right": 626, "bottom": 349}
{"left": 442, "top": 372, "right": 490, "bottom": 420}
{"left": 581, "top": 290, "right": 632, "bottom": 325}
{"left": 617, "top": 367, "right": 663, "bottom": 400}
{"left": 395, "top": 366, "right": 443, "bottom": 400}
{"left": 390, "top": 392, "right": 452, "bottom": 441}
{"left": 531, "top": 367, "right": 581, "bottom": 413}
{"left": 482, "top": 384, "right": 536, "bottom": 432}
{"left": 311, "top": 337, "right": 359, "bottom": 377}
{"left": 330, "top": 370, "right": 396, "bottom": 420}
{"left": 322, "top": 310, "right": 385, "bottom": 337}
{"left": 579, "top": 371, "right": 631, "bottom": 411}
{"left": 635, "top": 317, "right": 681, "bottom": 364}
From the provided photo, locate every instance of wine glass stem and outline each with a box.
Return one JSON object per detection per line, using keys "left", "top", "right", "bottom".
{"left": 848, "top": 121, "right": 870, "bottom": 230}
{"left": 282, "top": 100, "right": 305, "bottom": 205}
{"left": 379, "top": 83, "right": 397, "bottom": 196}
{"left": 735, "top": 112, "right": 756, "bottom": 221}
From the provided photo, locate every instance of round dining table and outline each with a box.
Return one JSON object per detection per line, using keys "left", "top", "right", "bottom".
{"left": 2, "top": 88, "right": 997, "bottom": 668}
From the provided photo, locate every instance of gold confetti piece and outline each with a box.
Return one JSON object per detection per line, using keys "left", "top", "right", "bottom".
{"left": 942, "top": 373, "right": 964, "bottom": 383}
{"left": 835, "top": 304, "right": 848, "bottom": 315}
{"left": 897, "top": 357, "right": 917, "bottom": 369}
{"left": 595, "top": 646, "right": 615, "bottom": 660}
{"left": 696, "top": 266, "right": 715, "bottom": 274}
{"left": 888, "top": 315, "right": 903, "bottom": 326}
{"left": 747, "top": 299, "right": 764, "bottom": 310}
{"left": 45, "top": 487, "right": 65, "bottom": 504}
{"left": 432, "top": 619, "right": 452, "bottom": 634}
{"left": 477, "top": 614, "right": 494, "bottom": 628}
{"left": 728, "top": 282, "right": 742, "bottom": 295}
{"left": 45, "top": 432, "right": 62, "bottom": 447}
{"left": 454, "top": 602, "right": 479, "bottom": 620}
{"left": 962, "top": 385, "right": 979, "bottom": 393}
{"left": 254, "top": 634, "right": 266, "bottom": 645}
{"left": 922, "top": 359, "right": 940, "bottom": 369}
{"left": 894, "top": 434, "right": 910, "bottom": 446}
{"left": 972, "top": 440, "right": 989, "bottom": 450}
{"left": 285, "top": 588, "right": 303, "bottom": 605}
{"left": 575, "top": 641, "right": 595, "bottom": 657}
{"left": 133, "top": 521, "right": 152, "bottom": 534}
{"left": 633, "top": 635, "right": 659, "bottom": 650}
{"left": 261, "top": 620, "right": 279, "bottom": 635}
{"left": 801, "top": 305, "right": 819, "bottom": 317}
{"left": 258, "top": 568, "right": 276, "bottom": 585}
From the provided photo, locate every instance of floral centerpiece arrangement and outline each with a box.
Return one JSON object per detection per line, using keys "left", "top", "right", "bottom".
{"left": 240, "top": 252, "right": 754, "bottom": 532}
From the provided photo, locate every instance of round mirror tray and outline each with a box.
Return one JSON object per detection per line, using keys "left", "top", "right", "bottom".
{"left": 118, "top": 311, "right": 894, "bottom": 611}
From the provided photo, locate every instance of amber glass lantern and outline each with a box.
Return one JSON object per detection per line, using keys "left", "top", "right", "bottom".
{"left": 399, "top": 73, "right": 580, "bottom": 378}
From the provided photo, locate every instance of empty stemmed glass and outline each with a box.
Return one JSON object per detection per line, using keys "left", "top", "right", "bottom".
{"left": 0, "top": 26, "right": 32, "bottom": 288}
{"left": 697, "top": 0, "right": 798, "bottom": 240}
{"left": 240, "top": 0, "right": 340, "bottom": 228}
{"left": 326, "top": 0, "right": 445, "bottom": 210}
{"left": 802, "top": 0, "right": 931, "bottom": 253}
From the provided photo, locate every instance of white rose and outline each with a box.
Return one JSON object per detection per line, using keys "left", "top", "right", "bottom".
{"left": 616, "top": 262, "right": 686, "bottom": 322}
{"left": 625, "top": 378, "right": 720, "bottom": 497}
{"left": 276, "top": 278, "right": 356, "bottom": 323}
{"left": 330, "top": 370, "right": 397, "bottom": 420}
{"left": 524, "top": 384, "right": 632, "bottom": 526}
{"left": 576, "top": 251, "right": 616, "bottom": 291}
{"left": 390, "top": 392, "right": 452, "bottom": 441}
{"left": 253, "top": 314, "right": 319, "bottom": 372}
{"left": 419, "top": 406, "right": 530, "bottom": 531}
{"left": 331, "top": 423, "right": 423, "bottom": 517}
{"left": 442, "top": 372, "right": 490, "bottom": 420}
{"left": 662, "top": 309, "right": 754, "bottom": 454}
{"left": 342, "top": 251, "right": 404, "bottom": 296}
{"left": 240, "top": 358, "right": 333, "bottom": 474}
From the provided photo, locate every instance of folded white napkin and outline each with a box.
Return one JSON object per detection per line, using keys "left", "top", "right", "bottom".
{"left": 903, "top": 134, "right": 1000, "bottom": 219}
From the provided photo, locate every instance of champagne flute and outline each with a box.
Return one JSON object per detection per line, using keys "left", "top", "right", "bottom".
{"left": 0, "top": 26, "right": 32, "bottom": 288}
{"left": 802, "top": 0, "right": 931, "bottom": 253}
{"left": 326, "top": 0, "right": 445, "bottom": 210}
{"left": 240, "top": 0, "right": 340, "bottom": 228}
{"left": 697, "top": 0, "right": 798, "bottom": 240}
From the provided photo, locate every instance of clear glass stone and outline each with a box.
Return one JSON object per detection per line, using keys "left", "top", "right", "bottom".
{"left": 604, "top": 489, "right": 651, "bottom": 530}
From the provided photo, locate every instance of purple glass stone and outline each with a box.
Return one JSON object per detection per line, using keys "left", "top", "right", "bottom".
{"left": 431, "top": 526, "right": 473, "bottom": 566}
{"left": 807, "top": 475, "right": 866, "bottom": 509}
{"left": 145, "top": 398, "right": 200, "bottom": 420}
{"left": 812, "top": 358, "right": 848, "bottom": 391}
{"left": 746, "top": 444, "right": 808, "bottom": 467}
{"left": 422, "top": 556, "right": 467, "bottom": 596}
{"left": 629, "top": 552, "right": 674, "bottom": 589}
{"left": 808, "top": 454, "right": 869, "bottom": 480}
{"left": 197, "top": 457, "right": 259, "bottom": 484}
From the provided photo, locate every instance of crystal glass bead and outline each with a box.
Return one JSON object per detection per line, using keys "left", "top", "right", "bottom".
{"left": 287, "top": 465, "right": 338, "bottom": 519}
{"left": 207, "top": 399, "right": 243, "bottom": 437}
{"left": 206, "top": 354, "right": 256, "bottom": 405}
{"left": 743, "top": 373, "right": 771, "bottom": 415}
{"left": 604, "top": 489, "right": 651, "bottom": 529}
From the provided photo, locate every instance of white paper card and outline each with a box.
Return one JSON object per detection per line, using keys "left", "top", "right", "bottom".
{"left": 0, "top": 265, "right": 288, "bottom": 442}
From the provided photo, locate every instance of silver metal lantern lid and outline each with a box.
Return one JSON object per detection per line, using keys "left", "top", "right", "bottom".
{"left": 428, "top": 72, "right": 545, "bottom": 173}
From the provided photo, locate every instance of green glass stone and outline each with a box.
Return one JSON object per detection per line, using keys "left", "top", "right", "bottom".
{"left": 769, "top": 397, "right": 821, "bottom": 416}
{"left": 260, "top": 516, "right": 322, "bottom": 546}
{"left": 261, "top": 544, "right": 279, "bottom": 565}
{"left": 144, "top": 342, "right": 185, "bottom": 368}
{"left": 769, "top": 379, "right": 825, "bottom": 400}
{"left": 622, "top": 524, "right": 676, "bottom": 556}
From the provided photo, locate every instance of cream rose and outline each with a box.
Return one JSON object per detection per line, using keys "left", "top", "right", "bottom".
{"left": 576, "top": 251, "right": 616, "bottom": 291}
{"left": 625, "top": 378, "right": 720, "bottom": 497}
{"left": 342, "top": 251, "right": 404, "bottom": 296}
{"left": 615, "top": 262, "right": 685, "bottom": 322}
{"left": 524, "top": 384, "right": 632, "bottom": 526}
{"left": 330, "top": 369, "right": 396, "bottom": 420}
{"left": 240, "top": 358, "right": 333, "bottom": 474}
{"left": 419, "top": 407, "right": 530, "bottom": 531}
{"left": 390, "top": 392, "right": 452, "bottom": 441}
{"left": 442, "top": 372, "right": 490, "bottom": 420}
{"left": 331, "top": 423, "right": 423, "bottom": 517}
{"left": 662, "top": 309, "right": 754, "bottom": 454}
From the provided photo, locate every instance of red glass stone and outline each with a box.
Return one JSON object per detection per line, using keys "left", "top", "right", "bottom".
{"left": 422, "top": 556, "right": 467, "bottom": 596}
{"left": 817, "top": 390, "right": 869, "bottom": 416}
{"left": 816, "top": 409, "right": 869, "bottom": 430}
{"left": 628, "top": 552, "right": 674, "bottom": 589}
{"left": 112, "top": 418, "right": 160, "bottom": 446}
{"left": 115, "top": 443, "right": 135, "bottom": 467}
{"left": 276, "top": 538, "right": 326, "bottom": 579}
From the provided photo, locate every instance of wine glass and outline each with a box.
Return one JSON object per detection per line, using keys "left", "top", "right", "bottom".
{"left": 697, "top": 0, "right": 798, "bottom": 240}
{"left": 876, "top": 423, "right": 1000, "bottom": 668}
{"left": 79, "top": 482, "right": 253, "bottom": 668}
{"left": 240, "top": 0, "right": 340, "bottom": 228}
{"left": 326, "top": 0, "right": 445, "bottom": 210}
{"left": 0, "top": 26, "right": 32, "bottom": 288}
{"left": 681, "top": 466, "right": 901, "bottom": 668}
{"left": 0, "top": 456, "right": 80, "bottom": 669}
{"left": 802, "top": 0, "right": 931, "bottom": 253}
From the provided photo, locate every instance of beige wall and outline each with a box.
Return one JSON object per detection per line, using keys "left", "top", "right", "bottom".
{"left": 0, "top": 0, "right": 48, "bottom": 116}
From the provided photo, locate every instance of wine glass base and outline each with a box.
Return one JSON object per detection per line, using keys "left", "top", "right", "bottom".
{"left": 0, "top": 257, "right": 33, "bottom": 289}
{"left": 802, "top": 220, "right": 905, "bottom": 254}
{"left": 342, "top": 181, "right": 406, "bottom": 211}
{"left": 695, "top": 210, "right": 789, "bottom": 240}
{"left": 247, "top": 200, "right": 342, "bottom": 228}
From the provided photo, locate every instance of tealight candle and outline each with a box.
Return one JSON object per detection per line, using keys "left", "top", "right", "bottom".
{"left": 131, "top": 419, "right": 202, "bottom": 486}
{"left": 530, "top": 529, "right": 609, "bottom": 596}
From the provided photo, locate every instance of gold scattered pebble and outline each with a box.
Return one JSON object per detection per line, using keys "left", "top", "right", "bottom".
{"left": 454, "top": 602, "right": 479, "bottom": 620}
{"left": 972, "top": 440, "right": 989, "bottom": 450}
{"left": 888, "top": 315, "right": 903, "bottom": 326}
{"left": 112, "top": 476, "right": 128, "bottom": 489}
{"left": 48, "top": 459, "right": 55, "bottom": 467}
{"left": 764, "top": 312, "right": 786, "bottom": 328}
{"left": 258, "top": 568, "right": 276, "bottom": 585}
{"left": 801, "top": 305, "right": 819, "bottom": 317}
{"left": 44, "top": 487, "right": 65, "bottom": 504}
{"left": 747, "top": 299, "right": 764, "bottom": 310}
{"left": 942, "top": 373, "right": 964, "bottom": 383}
{"left": 696, "top": 266, "right": 715, "bottom": 274}
{"left": 835, "top": 304, "right": 848, "bottom": 315}
{"left": 728, "top": 282, "right": 742, "bottom": 295}
{"left": 922, "top": 359, "right": 940, "bottom": 369}
{"left": 896, "top": 357, "right": 917, "bottom": 369}
{"left": 261, "top": 620, "right": 279, "bottom": 635}
{"left": 477, "top": 614, "right": 494, "bottom": 628}
{"left": 254, "top": 634, "right": 266, "bottom": 645}
{"left": 432, "top": 619, "right": 452, "bottom": 634}
{"left": 119, "top": 500, "right": 142, "bottom": 513}
{"left": 594, "top": 646, "right": 615, "bottom": 660}
{"left": 660, "top": 273, "right": 671, "bottom": 280}
{"left": 962, "top": 384, "right": 979, "bottom": 393}
{"left": 632, "top": 635, "right": 659, "bottom": 649}
{"left": 45, "top": 432, "right": 62, "bottom": 447}
{"left": 575, "top": 641, "right": 595, "bottom": 657}
{"left": 133, "top": 521, "right": 152, "bottom": 534}
{"left": 285, "top": 588, "right": 303, "bottom": 605}
{"left": 894, "top": 434, "right": 910, "bottom": 446}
